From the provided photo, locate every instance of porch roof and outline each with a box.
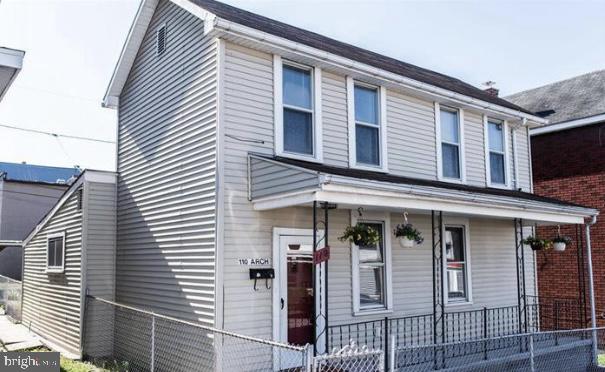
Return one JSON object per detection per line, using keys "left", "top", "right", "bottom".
{"left": 248, "top": 154, "right": 598, "bottom": 225}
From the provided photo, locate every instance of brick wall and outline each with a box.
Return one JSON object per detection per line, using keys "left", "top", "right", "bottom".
{"left": 531, "top": 122, "right": 605, "bottom": 327}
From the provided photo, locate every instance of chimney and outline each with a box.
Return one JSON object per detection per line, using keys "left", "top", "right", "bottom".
{"left": 484, "top": 87, "right": 499, "bottom": 97}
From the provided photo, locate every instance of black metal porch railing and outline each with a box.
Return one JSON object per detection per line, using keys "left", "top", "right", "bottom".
{"left": 327, "top": 298, "right": 586, "bottom": 353}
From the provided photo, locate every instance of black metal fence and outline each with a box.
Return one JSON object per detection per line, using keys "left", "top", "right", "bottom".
{"left": 327, "top": 298, "right": 586, "bottom": 354}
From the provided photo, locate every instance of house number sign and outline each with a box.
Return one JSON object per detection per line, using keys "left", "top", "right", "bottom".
{"left": 238, "top": 258, "right": 271, "bottom": 266}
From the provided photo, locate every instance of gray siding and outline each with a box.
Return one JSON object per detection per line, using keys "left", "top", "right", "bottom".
{"left": 249, "top": 157, "right": 318, "bottom": 199}
{"left": 83, "top": 181, "right": 117, "bottom": 358}
{"left": 116, "top": 0, "right": 218, "bottom": 326}
{"left": 322, "top": 72, "right": 349, "bottom": 167}
{"left": 22, "top": 186, "right": 83, "bottom": 356}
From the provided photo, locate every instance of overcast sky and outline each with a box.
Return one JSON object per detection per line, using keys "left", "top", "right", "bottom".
{"left": 0, "top": 0, "right": 603, "bottom": 171}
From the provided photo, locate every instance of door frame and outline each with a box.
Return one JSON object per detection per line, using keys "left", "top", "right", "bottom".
{"left": 272, "top": 227, "right": 325, "bottom": 350}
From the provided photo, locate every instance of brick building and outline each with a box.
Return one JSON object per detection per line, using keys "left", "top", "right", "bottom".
{"left": 507, "top": 70, "right": 605, "bottom": 327}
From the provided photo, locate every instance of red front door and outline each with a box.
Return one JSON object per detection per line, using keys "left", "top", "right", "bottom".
{"left": 287, "top": 256, "right": 314, "bottom": 345}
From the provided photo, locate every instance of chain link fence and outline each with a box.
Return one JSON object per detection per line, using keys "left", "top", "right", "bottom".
{"left": 394, "top": 327, "right": 605, "bottom": 372}
{"left": 0, "top": 274, "right": 21, "bottom": 322}
{"left": 84, "top": 296, "right": 384, "bottom": 372}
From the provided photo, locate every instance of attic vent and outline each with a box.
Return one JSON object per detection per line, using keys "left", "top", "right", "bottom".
{"left": 156, "top": 24, "right": 167, "bottom": 56}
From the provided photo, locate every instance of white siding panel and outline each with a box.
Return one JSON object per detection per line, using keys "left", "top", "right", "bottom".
{"left": 116, "top": 0, "right": 217, "bottom": 327}
{"left": 22, "top": 186, "right": 83, "bottom": 356}
{"left": 386, "top": 91, "right": 437, "bottom": 179}
{"left": 465, "top": 112, "right": 486, "bottom": 187}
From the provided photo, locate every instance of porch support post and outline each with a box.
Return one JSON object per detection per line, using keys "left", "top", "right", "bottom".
{"left": 584, "top": 217, "right": 598, "bottom": 363}
{"left": 514, "top": 218, "right": 527, "bottom": 333}
{"left": 312, "top": 200, "right": 317, "bottom": 356}
{"left": 432, "top": 210, "right": 445, "bottom": 367}
{"left": 322, "top": 202, "right": 330, "bottom": 353}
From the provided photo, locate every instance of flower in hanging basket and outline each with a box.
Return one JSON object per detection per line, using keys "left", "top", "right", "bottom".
{"left": 339, "top": 223, "right": 381, "bottom": 246}
{"left": 522, "top": 236, "right": 553, "bottom": 251}
{"left": 552, "top": 235, "right": 572, "bottom": 252}
{"left": 393, "top": 223, "right": 424, "bottom": 247}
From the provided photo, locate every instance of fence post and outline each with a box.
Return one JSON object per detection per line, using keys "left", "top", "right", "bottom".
{"left": 384, "top": 317, "right": 389, "bottom": 371}
{"left": 389, "top": 334, "right": 395, "bottom": 372}
{"left": 483, "top": 307, "right": 488, "bottom": 360}
{"left": 151, "top": 313, "right": 155, "bottom": 372}
{"left": 554, "top": 302, "right": 559, "bottom": 346}
{"left": 529, "top": 333, "right": 535, "bottom": 372}
{"left": 306, "top": 344, "right": 314, "bottom": 372}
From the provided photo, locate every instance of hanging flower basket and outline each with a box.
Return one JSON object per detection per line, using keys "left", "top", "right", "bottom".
{"left": 339, "top": 223, "right": 380, "bottom": 246}
{"left": 553, "top": 235, "right": 572, "bottom": 252}
{"left": 522, "top": 236, "right": 553, "bottom": 251}
{"left": 393, "top": 223, "right": 424, "bottom": 248}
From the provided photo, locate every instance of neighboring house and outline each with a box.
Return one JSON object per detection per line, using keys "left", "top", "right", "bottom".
{"left": 21, "top": 0, "right": 599, "bottom": 369}
{"left": 20, "top": 170, "right": 117, "bottom": 358}
{"left": 0, "top": 163, "right": 79, "bottom": 280}
{"left": 507, "top": 69, "right": 605, "bottom": 327}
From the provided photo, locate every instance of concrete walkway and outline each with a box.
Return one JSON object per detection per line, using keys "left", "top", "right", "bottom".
{"left": 0, "top": 315, "right": 42, "bottom": 351}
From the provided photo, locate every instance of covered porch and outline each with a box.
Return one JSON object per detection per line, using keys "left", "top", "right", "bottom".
{"left": 247, "top": 154, "right": 599, "bottom": 369}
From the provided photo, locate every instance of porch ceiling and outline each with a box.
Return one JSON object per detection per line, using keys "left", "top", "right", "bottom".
{"left": 248, "top": 154, "right": 598, "bottom": 225}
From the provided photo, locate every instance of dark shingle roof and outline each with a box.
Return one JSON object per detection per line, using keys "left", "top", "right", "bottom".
{"left": 267, "top": 155, "right": 591, "bottom": 210}
{"left": 506, "top": 70, "right": 605, "bottom": 125}
{"left": 0, "top": 162, "right": 80, "bottom": 184}
{"left": 192, "top": 0, "right": 532, "bottom": 115}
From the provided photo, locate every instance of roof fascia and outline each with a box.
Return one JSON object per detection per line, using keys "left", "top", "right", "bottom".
{"left": 0, "top": 47, "right": 25, "bottom": 103}
{"left": 211, "top": 18, "right": 547, "bottom": 126}
{"left": 530, "top": 113, "right": 605, "bottom": 136}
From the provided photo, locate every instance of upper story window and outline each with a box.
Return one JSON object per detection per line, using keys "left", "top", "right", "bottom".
{"left": 438, "top": 106, "right": 464, "bottom": 181}
{"left": 486, "top": 118, "right": 508, "bottom": 187}
{"left": 274, "top": 56, "right": 323, "bottom": 162}
{"left": 347, "top": 78, "right": 388, "bottom": 171}
{"left": 283, "top": 64, "right": 313, "bottom": 155}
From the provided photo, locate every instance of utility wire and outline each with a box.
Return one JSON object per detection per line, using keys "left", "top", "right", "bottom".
{"left": 0, "top": 123, "right": 115, "bottom": 144}
{"left": 1, "top": 189, "right": 70, "bottom": 200}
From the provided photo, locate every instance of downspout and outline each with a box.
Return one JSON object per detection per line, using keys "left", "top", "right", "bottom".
{"left": 585, "top": 214, "right": 598, "bottom": 363}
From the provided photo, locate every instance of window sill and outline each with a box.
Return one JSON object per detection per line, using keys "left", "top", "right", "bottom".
{"left": 350, "top": 162, "right": 389, "bottom": 174}
{"left": 487, "top": 182, "right": 511, "bottom": 190}
{"left": 276, "top": 151, "right": 323, "bottom": 164}
{"left": 353, "top": 308, "right": 393, "bottom": 317}
{"left": 445, "top": 300, "right": 473, "bottom": 308}
{"left": 46, "top": 268, "right": 65, "bottom": 274}
{"left": 438, "top": 176, "right": 465, "bottom": 184}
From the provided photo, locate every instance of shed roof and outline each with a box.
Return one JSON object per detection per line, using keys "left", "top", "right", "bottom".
{"left": 506, "top": 69, "right": 605, "bottom": 125}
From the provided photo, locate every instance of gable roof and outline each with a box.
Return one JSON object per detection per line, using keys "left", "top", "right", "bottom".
{"left": 506, "top": 69, "right": 605, "bottom": 131}
{"left": 105, "top": 0, "right": 544, "bottom": 123}
{"left": 0, "top": 162, "right": 80, "bottom": 184}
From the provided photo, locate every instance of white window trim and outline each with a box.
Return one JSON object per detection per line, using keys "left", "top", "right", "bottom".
{"left": 273, "top": 55, "right": 323, "bottom": 163}
{"left": 347, "top": 77, "right": 389, "bottom": 172}
{"left": 442, "top": 218, "right": 473, "bottom": 306}
{"left": 351, "top": 211, "right": 393, "bottom": 316}
{"left": 435, "top": 103, "right": 466, "bottom": 183}
{"left": 46, "top": 231, "right": 66, "bottom": 274}
{"left": 484, "top": 115, "right": 511, "bottom": 189}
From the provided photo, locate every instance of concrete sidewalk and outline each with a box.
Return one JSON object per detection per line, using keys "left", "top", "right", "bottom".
{"left": 0, "top": 315, "right": 42, "bottom": 351}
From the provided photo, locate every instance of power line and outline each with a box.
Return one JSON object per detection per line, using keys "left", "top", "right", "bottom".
{"left": 1, "top": 188, "right": 70, "bottom": 200}
{"left": 0, "top": 123, "right": 115, "bottom": 144}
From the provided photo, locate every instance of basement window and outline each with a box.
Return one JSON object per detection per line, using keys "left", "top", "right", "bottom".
{"left": 156, "top": 24, "right": 167, "bottom": 56}
{"left": 47, "top": 232, "right": 65, "bottom": 273}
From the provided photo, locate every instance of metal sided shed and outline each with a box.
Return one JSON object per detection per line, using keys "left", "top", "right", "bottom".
{"left": 20, "top": 170, "right": 117, "bottom": 358}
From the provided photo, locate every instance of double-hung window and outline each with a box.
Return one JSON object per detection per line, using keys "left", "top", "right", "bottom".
{"left": 348, "top": 79, "right": 387, "bottom": 171}
{"left": 47, "top": 232, "right": 65, "bottom": 273}
{"left": 275, "top": 56, "right": 322, "bottom": 161}
{"left": 439, "top": 107, "right": 463, "bottom": 180}
{"left": 352, "top": 213, "right": 392, "bottom": 315}
{"left": 282, "top": 64, "right": 314, "bottom": 155}
{"left": 354, "top": 85, "right": 380, "bottom": 166}
{"left": 487, "top": 119, "right": 507, "bottom": 186}
{"left": 444, "top": 225, "right": 471, "bottom": 303}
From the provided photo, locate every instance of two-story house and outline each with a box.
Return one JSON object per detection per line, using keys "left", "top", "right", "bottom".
{"left": 19, "top": 0, "right": 599, "bottom": 370}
